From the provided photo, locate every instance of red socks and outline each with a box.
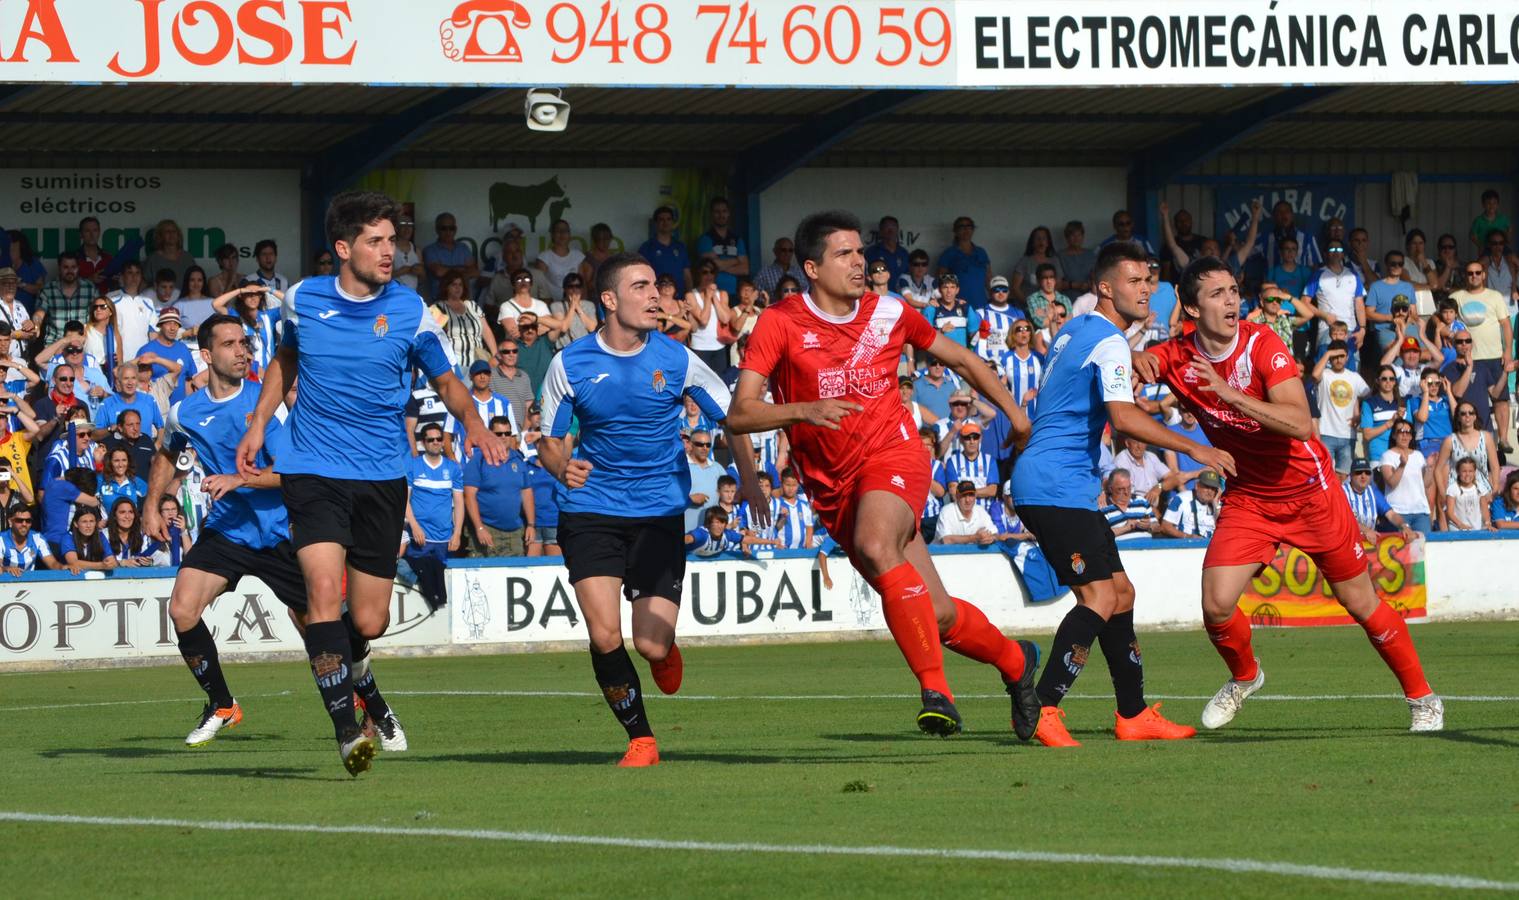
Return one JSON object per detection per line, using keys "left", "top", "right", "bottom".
{"left": 942, "top": 597, "right": 1026, "bottom": 682}
{"left": 1204, "top": 608, "right": 1259, "bottom": 681}
{"left": 1360, "top": 602, "right": 1432, "bottom": 699}
{"left": 870, "top": 562, "right": 951, "bottom": 698}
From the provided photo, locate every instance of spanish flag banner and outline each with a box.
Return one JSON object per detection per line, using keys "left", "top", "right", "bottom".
{"left": 1237, "top": 534, "right": 1426, "bottom": 627}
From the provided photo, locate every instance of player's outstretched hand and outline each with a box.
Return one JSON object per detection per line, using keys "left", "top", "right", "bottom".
{"left": 740, "top": 481, "right": 772, "bottom": 529}
{"left": 142, "top": 507, "right": 169, "bottom": 543}
{"left": 1132, "top": 350, "right": 1161, "bottom": 384}
{"left": 235, "top": 429, "right": 265, "bottom": 479}
{"left": 463, "top": 421, "right": 509, "bottom": 465}
{"left": 561, "top": 458, "right": 593, "bottom": 489}
{"left": 202, "top": 474, "right": 244, "bottom": 501}
{"left": 799, "top": 399, "right": 862, "bottom": 430}
{"left": 1187, "top": 357, "right": 1236, "bottom": 399}
{"left": 1194, "top": 447, "right": 1238, "bottom": 479}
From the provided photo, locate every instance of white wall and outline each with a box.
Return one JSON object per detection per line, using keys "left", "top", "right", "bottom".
{"left": 758, "top": 166, "right": 1130, "bottom": 271}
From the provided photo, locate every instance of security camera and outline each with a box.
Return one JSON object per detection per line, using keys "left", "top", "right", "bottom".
{"left": 525, "top": 88, "right": 570, "bottom": 132}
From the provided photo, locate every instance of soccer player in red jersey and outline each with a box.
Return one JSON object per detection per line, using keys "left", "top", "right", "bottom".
{"left": 1135, "top": 256, "right": 1443, "bottom": 732}
{"left": 727, "top": 210, "right": 1044, "bottom": 739}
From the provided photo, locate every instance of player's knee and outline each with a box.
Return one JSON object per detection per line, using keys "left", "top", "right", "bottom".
{"left": 168, "top": 592, "right": 206, "bottom": 632}
{"left": 587, "top": 627, "right": 623, "bottom": 655}
{"left": 850, "top": 532, "right": 899, "bottom": 578}
{"left": 1116, "top": 580, "right": 1136, "bottom": 612}
{"left": 632, "top": 635, "right": 670, "bottom": 663}
{"left": 350, "top": 608, "right": 390, "bottom": 640}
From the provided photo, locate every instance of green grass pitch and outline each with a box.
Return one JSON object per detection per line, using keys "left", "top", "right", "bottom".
{"left": 2, "top": 621, "right": 1516, "bottom": 897}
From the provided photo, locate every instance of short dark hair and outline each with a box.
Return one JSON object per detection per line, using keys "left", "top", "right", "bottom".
{"left": 653, "top": 205, "right": 676, "bottom": 221}
{"left": 795, "top": 210, "right": 861, "bottom": 268}
{"left": 121, "top": 260, "right": 142, "bottom": 273}
{"left": 908, "top": 248, "right": 930, "bottom": 263}
{"left": 878, "top": 215, "right": 899, "bottom": 229}
{"left": 197, "top": 313, "right": 244, "bottom": 349}
{"left": 594, "top": 251, "right": 652, "bottom": 302}
{"left": 64, "top": 466, "right": 98, "bottom": 494}
{"left": 215, "top": 242, "right": 238, "bottom": 261}
{"left": 780, "top": 467, "right": 799, "bottom": 482}
{"left": 1093, "top": 241, "right": 1150, "bottom": 293}
{"left": 1178, "top": 255, "right": 1235, "bottom": 313}
{"left": 717, "top": 474, "right": 737, "bottom": 489}
{"left": 0, "top": 323, "right": 11, "bottom": 338}
{"left": 56, "top": 250, "right": 79, "bottom": 265}
{"left": 1327, "top": 339, "right": 1349, "bottom": 354}
{"left": 419, "top": 422, "right": 444, "bottom": 439}
{"left": 488, "top": 415, "right": 512, "bottom": 431}
{"left": 254, "top": 238, "right": 278, "bottom": 256}
{"left": 703, "top": 505, "right": 728, "bottom": 527}
{"left": 155, "top": 268, "right": 176, "bottom": 285}
{"left": 78, "top": 216, "right": 99, "bottom": 229}
{"left": 1385, "top": 250, "right": 1405, "bottom": 266}
{"left": 1034, "top": 262, "right": 1057, "bottom": 279}
{"left": 709, "top": 196, "right": 729, "bottom": 209}
{"left": 1482, "top": 189, "right": 1499, "bottom": 203}
{"left": 324, "top": 192, "right": 398, "bottom": 248}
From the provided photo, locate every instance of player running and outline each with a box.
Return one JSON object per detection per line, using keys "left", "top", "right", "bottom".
{"left": 1135, "top": 256, "right": 1443, "bottom": 732}
{"left": 1011, "top": 242, "right": 1236, "bottom": 747}
{"left": 145, "top": 314, "right": 406, "bottom": 750}
{"left": 728, "top": 210, "right": 1043, "bottom": 739}
{"left": 538, "top": 252, "right": 766, "bottom": 767}
{"left": 237, "top": 192, "right": 506, "bottom": 776}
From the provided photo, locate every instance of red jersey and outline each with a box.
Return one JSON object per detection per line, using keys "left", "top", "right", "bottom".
{"left": 741, "top": 291, "right": 937, "bottom": 493}
{"left": 1149, "top": 320, "right": 1335, "bottom": 501}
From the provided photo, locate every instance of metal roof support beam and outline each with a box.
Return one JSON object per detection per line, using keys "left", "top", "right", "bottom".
{"left": 300, "top": 87, "right": 500, "bottom": 257}
{"left": 1128, "top": 86, "right": 1343, "bottom": 251}
{"left": 729, "top": 89, "right": 919, "bottom": 272}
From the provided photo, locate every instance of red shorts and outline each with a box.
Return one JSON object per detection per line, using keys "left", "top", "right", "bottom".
{"left": 1204, "top": 487, "right": 1368, "bottom": 584}
{"left": 806, "top": 439, "right": 930, "bottom": 551}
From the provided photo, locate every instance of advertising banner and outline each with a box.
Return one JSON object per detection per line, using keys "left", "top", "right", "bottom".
{"left": 1214, "top": 182, "right": 1356, "bottom": 252}
{"left": 1237, "top": 534, "right": 1427, "bottom": 627}
{"left": 0, "top": 1, "right": 1514, "bottom": 88}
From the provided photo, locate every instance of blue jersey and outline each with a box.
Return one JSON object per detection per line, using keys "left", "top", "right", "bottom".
{"left": 408, "top": 454, "right": 462, "bottom": 542}
{"left": 525, "top": 458, "right": 559, "bottom": 528}
{"left": 686, "top": 525, "right": 744, "bottom": 558}
{"left": 540, "top": 332, "right": 730, "bottom": 518}
{"left": 1343, "top": 481, "right": 1391, "bottom": 529}
{"left": 165, "top": 380, "right": 290, "bottom": 551}
{"left": 770, "top": 495, "right": 814, "bottom": 549}
{"left": 1011, "top": 313, "right": 1134, "bottom": 508}
{"left": 0, "top": 530, "right": 53, "bottom": 570}
{"left": 95, "top": 392, "right": 164, "bottom": 436}
{"left": 278, "top": 276, "right": 456, "bottom": 480}
{"left": 968, "top": 304, "right": 1025, "bottom": 361}
{"left": 944, "top": 448, "right": 997, "bottom": 511}
{"left": 1001, "top": 349, "right": 1042, "bottom": 414}
{"left": 464, "top": 449, "right": 530, "bottom": 532}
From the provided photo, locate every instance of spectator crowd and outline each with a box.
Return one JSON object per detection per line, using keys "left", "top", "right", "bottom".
{"left": 4, "top": 189, "right": 1518, "bottom": 577}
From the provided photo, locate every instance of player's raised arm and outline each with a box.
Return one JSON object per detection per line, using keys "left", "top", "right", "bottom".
{"left": 927, "top": 333, "right": 1030, "bottom": 446}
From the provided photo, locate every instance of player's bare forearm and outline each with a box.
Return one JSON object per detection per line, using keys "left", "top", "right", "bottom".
{"left": 932, "top": 335, "right": 1031, "bottom": 443}
{"left": 1107, "top": 401, "right": 1233, "bottom": 476}
{"left": 250, "top": 345, "right": 295, "bottom": 429}
{"left": 537, "top": 435, "right": 571, "bottom": 482}
{"left": 1221, "top": 390, "right": 1313, "bottom": 441}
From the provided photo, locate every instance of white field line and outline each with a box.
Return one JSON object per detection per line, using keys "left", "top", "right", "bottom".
{"left": 1, "top": 689, "right": 1514, "bottom": 713}
{"left": 0, "top": 811, "right": 1514, "bottom": 892}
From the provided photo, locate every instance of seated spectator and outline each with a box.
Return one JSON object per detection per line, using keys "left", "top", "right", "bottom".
{"left": 102, "top": 410, "right": 155, "bottom": 483}
{"left": 867, "top": 258, "right": 900, "bottom": 301}
{"left": 1360, "top": 365, "right": 1405, "bottom": 461}
{"left": 1343, "top": 458, "right": 1415, "bottom": 541}
{"left": 404, "top": 423, "right": 464, "bottom": 562}
{"left": 1112, "top": 435, "right": 1169, "bottom": 508}
{"left": 654, "top": 273, "right": 692, "bottom": 342}
{"left": 1158, "top": 469, "right": 1222, "bottom": 539}
{"left": 152, "top": 268, "right": 180, "bottom": 308}
{"left": 686, "top": 429, "right": 724, "bottom": 530}
{"left": 435, "top": 269, "right": 496, "bottom": 379}
{"left": 926, "top": 274, "right": 969, "bottom": 347}
{"left": 97, "top": 447, "right": 147, "bottom": 509}
{"left": 146, "top": 219, "right": 194, "bottom": 287}
{"left": 464, "top": 417, "right": 534, "bottom": 557}
{"left": 41, "top": 466, "right": 102, "bottom": 551}
{"left": 150, "top": 495, "right": 193, "bottom": 566}
{"left": 496, "top": 267, "right": 553, "bottom": 340}
{"left": 1490, "top": 469, "right": 1519, "bottom": 530}
{"left": 1032, "top": 299, "right": 1070, "bottom": 356}
{"left": 487, "top": 339, "right": 534, "bottom": 431}
{"left": 1100, "top": 468, "right": 1157, "bottom": 540}
{"left": 61, "top": 506, "right": 116, "bottom": 574}
{"left": 1436, "top": 400, "right": 1499, "bottom": 501}
{"left": 94, "top": 362, "right": 164, "bottom": 439}
{"left": 551, "top": 273, "right": 598, "bottom": 349}
{"left": 968, "top": 277, "right": 1024, "bottom": 363}
{"left": 41, "top": 406, "right": 100, "bottom": 490}
{"left": 771, "top": 468, "right": 815, "bottom": 549}
{"left": 942, "top": 419, "right": 997, "bottom": 508}
{"left": 0, "top": 324, "right": 39, "bottom": 396}
{"left": 737, "top": 471, "right": 777, "bottom": 537}
{"left": 1245, "top": 287, "right": 1306, "bottom": 347}
{"left": 206, "top": 242, "right": 243, "bottom": 298}
{"left": 1058, "top": 219, "right": 1097, "bottom": 295}
{"left": 755, "top": 236, "right": 806, "bottom": 300}
{"left": 0, "top": 508, "right": 60, "bottom": 574}
{"left": 913, "top": 357, "right": 958, "bottom": 419}
{"left": 105, "top": 497, "right": 159, "bottom": 567}
{"left": 1380, "top": 422, "right": 1432, "bottom": 534}
{"left": 524, "top": 452, "right": 560, "bottom": 556}
{"left": 1022, "top": 263, "right": 1068, "bottom": 331}
{"left": 897, "top": 249, "right": 938, "bottom": 310}
{"left": 687, "top": 505, "right": 774, "bottom": 558}
{"left": 1444, "top": 457, "right": 1491, "bottom": 531}
{"left": 934, "top": 480, "right": 1000, "bottom": 546}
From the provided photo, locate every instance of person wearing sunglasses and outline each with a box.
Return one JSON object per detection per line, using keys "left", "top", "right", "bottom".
{"left": 422, "top": 213, "right": 476, "bottom": 301}
{"left": 496, "top": 267, "right": 553, "bottom": 341}
{"left": 0, "top": 507, "right": 61, "bottom": 575}
{"left": 464, "top": 415, "right": 534, "bottom": 559}
{"left": 1448, "top": 253, "right": 1516, "bottom": 453}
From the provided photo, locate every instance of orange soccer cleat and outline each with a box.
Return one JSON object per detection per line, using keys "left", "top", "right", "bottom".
{"left": 1114, "top": 703, "right": 1197, "bottom": 741}
{"left": 1034, "top": 706, "right": 1081, "bottom": 747}
{"left": 650, "top": 644, "right": 684, "bottom": 695}
{"left": 617, "top": 737, "right": 660, "bottom": 768}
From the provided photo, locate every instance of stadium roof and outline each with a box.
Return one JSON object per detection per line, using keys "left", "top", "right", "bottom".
{"left": 7, "top": 82, "right": 1518, "bottom": 173}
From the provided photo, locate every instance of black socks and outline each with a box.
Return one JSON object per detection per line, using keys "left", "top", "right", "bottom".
{"left": 304, "top": 619, "right": 356, "bottom": 739}
{"left": 590, "top": 644, "right": 653, "bottom": 740}
{"left": 1098, "top": 611, "right": 1147, "bottom": 718}
{"left": 176, "top": 620, "right": 232, "bottom": 708}
{"left": 1036, "top": 604, "right": 1108, "bottom": 708}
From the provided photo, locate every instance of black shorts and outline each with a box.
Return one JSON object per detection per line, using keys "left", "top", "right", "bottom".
{"left": 181, "top": 529, "right": 309, "bottom": 613}
{"left": 282, "top": 474, "right": 407, "bottom": 580}
{"left": 1014, "top": 504, "right": 1124, "bottom": 587}
{"left": 558, "top": 511, "right": 686, "bottom": 604}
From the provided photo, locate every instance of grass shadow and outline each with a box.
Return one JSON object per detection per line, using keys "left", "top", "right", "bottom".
{"left": 394, "top": 749, "right": 992, "bottom": 766}
{"left": 148, "top": 765, "right": 331, "bottom": 781}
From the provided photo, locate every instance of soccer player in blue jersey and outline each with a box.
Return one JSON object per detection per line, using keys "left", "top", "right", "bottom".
{"left": 147, "top": 315, "right": 405, "bottom": 752}
{"left": 236, "top": 192, "right": 505, "bottom": 775}
{"left": 1010, "top": 242, "right": 1235, "bottom": 747}
{"left": 538, "top": 252, "right": 767, "bottom": 767}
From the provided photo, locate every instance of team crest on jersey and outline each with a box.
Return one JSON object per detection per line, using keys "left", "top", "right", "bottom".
{"left": 817, "top": 367, "right": 847, "bottom": 398}
{"left": 1271, "top": 352, "right": 1291, "bottom": 371}
{"left": 244, "top": 413, "right": 253, "bottom": 427}
{"left": 801, "top": 331, "right": 821, "bottom": 350}
{"left": 373, "top": 314, "right": 389, "bottom": 337}
{"left": 1070, "top": 552, "right": 1086, "bottom": 575}
{"left": 651, "top": 369, "right": 667, "bottom": 393}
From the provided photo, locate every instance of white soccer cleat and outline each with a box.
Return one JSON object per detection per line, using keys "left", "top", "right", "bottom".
{"left": 376, "top": 711, "right": 409, "bottom": 752}
{"left": 339, "top": 730, "right": 376, "bottom": 777}
{"left": 1407, "top": 693, "right": 1444, "bottom": 732}
{"left": 1201, "top": 662, "right": 1265, "bottom": 730}
{"left": 185, "top": 701, "right": 242, "bottom": 747}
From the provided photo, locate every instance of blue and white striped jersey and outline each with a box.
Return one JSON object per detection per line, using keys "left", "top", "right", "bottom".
{"left": 1000, "top": 349, "right": 1042, "bottom": 414}
{"left": 1101, "top": 497, "right": 1155, "bottom": 540}
{"left": 770, "top": 495, "right": 815, "bottom": 549}
{"left": 944, "top": 448, "right": 997, "bottom": 511}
